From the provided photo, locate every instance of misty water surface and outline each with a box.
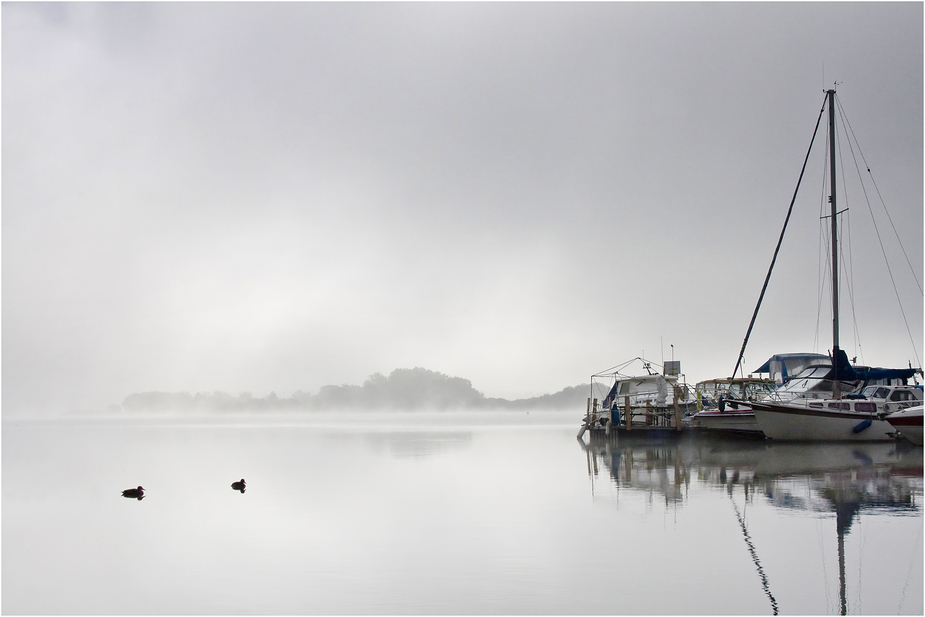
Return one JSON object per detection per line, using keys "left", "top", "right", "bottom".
{"left": 3, "top": 410, "right": 922, "bottom": 615}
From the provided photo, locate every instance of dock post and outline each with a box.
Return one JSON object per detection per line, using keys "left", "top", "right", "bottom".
{"left": 577, "top": 398, "right": 592, "bottom": 440}
{"left": 673, "top": 387, "right": 682, "bottom": 430}
{"left": 624, "top": 396, "right": 632, "bottom": 430}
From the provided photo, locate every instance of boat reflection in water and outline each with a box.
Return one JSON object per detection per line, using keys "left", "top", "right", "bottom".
{"left": 579, "top": 434, "right": 923, "bottom": 615}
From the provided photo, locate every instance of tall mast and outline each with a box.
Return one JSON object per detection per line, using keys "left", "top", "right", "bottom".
{"left": 827, "top": 88, "right": 841, "bottom": 396}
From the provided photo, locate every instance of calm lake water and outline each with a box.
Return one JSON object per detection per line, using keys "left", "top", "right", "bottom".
{"left": 3, "top": 410, "right": 922, "bottom": 615}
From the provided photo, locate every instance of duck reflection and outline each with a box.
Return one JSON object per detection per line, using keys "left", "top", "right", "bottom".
{"left": 121, "top": 485, "right": 145, "bottom": 500}
{"left": 231, "top": 479, "right": 246, "bottom": 493}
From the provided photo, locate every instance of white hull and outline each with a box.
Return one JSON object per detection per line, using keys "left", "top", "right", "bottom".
{"left": 752, "top": 402, "right": 896, "bottom": 441}
{"left": 897, "top": 427, "right": 924, "bottom": 445}
{"left": 753, "top": 441, "right": 909, "bottom": 475}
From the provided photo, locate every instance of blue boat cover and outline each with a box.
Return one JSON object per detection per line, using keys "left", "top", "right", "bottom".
{"left": 830, "top": 348, "right": 918, "bottom": 382}
{"left": 755, "top": 349, "right": 918, "bottom": 383}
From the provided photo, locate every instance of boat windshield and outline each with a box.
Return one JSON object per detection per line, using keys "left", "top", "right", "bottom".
{"left": 724, "top": 382, "right": 776, "bottom": 400}
{"left": 862, "top": 386, "right": 891, "bottom": 399}
{"left": 695, "top": 380, "right": 776, "bottom": 403}
{"left": 775, "top": 366, "right": 836, "bottom": 395}
{"left": 741, "top": 381, "right": 777, "bottom": 399}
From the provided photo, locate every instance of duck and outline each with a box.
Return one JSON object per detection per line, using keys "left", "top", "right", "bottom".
{"left": 122, "top": 486, "right": 145, "bottom": 499}
{"left": 231, "top": 479, "right": 246, "bottom": 492}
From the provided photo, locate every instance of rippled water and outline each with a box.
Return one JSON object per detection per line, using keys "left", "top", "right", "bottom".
{"left": 3, "top": 411, "right": 922, "bottom": 615}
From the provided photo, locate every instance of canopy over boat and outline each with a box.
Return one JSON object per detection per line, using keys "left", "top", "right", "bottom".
{"left": 751, "top": 352, "right": 830, "bottom": 383}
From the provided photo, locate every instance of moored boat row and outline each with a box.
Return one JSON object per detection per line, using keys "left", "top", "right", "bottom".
{"left": 579, "top": 354, "right": 922, "bottom": 444}
{"left": 579, "top": 89, "right": 923, "bottom": 444}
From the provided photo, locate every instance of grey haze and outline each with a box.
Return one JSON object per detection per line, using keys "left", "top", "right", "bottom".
{"left": 3, "top": 2, "right": 922, "bottom": 415}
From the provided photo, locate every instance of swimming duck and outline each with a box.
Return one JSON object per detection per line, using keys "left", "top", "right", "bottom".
{"left": 231, "top": 479, "right": 246, "bottom": 492}
{"left": 122, "top": 486, "right": 145, "bottom": 499}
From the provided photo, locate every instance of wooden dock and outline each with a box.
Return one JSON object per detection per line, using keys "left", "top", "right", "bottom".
{"left": 583, "top": 423, "right": 691, "bottom": 444}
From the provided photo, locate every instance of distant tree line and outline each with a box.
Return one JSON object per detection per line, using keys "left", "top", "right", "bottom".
{"left": 119, "top": 367, "right": 589, "bottom": 413}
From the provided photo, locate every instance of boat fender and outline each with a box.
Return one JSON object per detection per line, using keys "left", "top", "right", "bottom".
{"left": 852, "top": 419, "right": 873, "bottom": 433}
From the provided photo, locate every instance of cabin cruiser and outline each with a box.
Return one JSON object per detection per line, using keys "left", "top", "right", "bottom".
{"left": 580, "top": 358, "right": 695, "bottom": 436}
{"left": 688, "top": 377, "right": 776, "bottom": 434}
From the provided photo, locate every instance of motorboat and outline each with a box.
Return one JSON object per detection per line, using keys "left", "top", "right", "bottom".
{"left": 883, "top": 404, "right": 924, "bottom": 445}
{"left": 688, "top": 376, "right": 776, "bottom": 434}
{"left": 579, "top": 357, "right": 694, "bottom": 437}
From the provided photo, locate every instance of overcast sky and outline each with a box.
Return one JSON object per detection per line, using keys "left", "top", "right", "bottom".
{"left": 3, "top": 2, "right": 923, "bottom": 413}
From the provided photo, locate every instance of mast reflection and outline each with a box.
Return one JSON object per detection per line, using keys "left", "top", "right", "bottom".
{"left": 579, "top": 434, "right": 923, "bottom": 615}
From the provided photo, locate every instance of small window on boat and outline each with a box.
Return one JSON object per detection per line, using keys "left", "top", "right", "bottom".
{"left": 809, "top": 402, "right": 824, "bottom": 408}
{"left": 854, "top": 402, "right": 877, "bottom": 412}
{"left": 890, "top": 390, "right": 913, "bottom": 401}
{"left": 827, "top": 402, "right": 850, "bottom": 410}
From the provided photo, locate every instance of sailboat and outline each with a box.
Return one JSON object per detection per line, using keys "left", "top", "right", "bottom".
{"left": 745, "top": 89, "right": 922, "bottom": 440}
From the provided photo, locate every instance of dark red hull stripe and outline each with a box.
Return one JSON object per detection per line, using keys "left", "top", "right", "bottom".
{"left": 751, "top": 402, "right": 879, "bottom": 421}
{"left": 886, "top": 416, "right": 924, "bottom": 427}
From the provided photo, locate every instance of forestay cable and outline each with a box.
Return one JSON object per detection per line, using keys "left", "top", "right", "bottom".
{"left": 731, "top": 94, "right": 828, "bottom": 379}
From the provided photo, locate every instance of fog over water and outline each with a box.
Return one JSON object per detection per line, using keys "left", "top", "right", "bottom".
{"left": 3, "top": 3, "right": 922, "bottom": 414}
{"left": 3, "top": 413, "right": 922, "bottom": 614}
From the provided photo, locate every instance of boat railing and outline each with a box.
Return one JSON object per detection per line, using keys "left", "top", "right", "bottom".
{"left": 584, "top": 385, "right": 696, "bottom": 429}
{"left": 586, "top": 405, "right": 678, "bottom": 429}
